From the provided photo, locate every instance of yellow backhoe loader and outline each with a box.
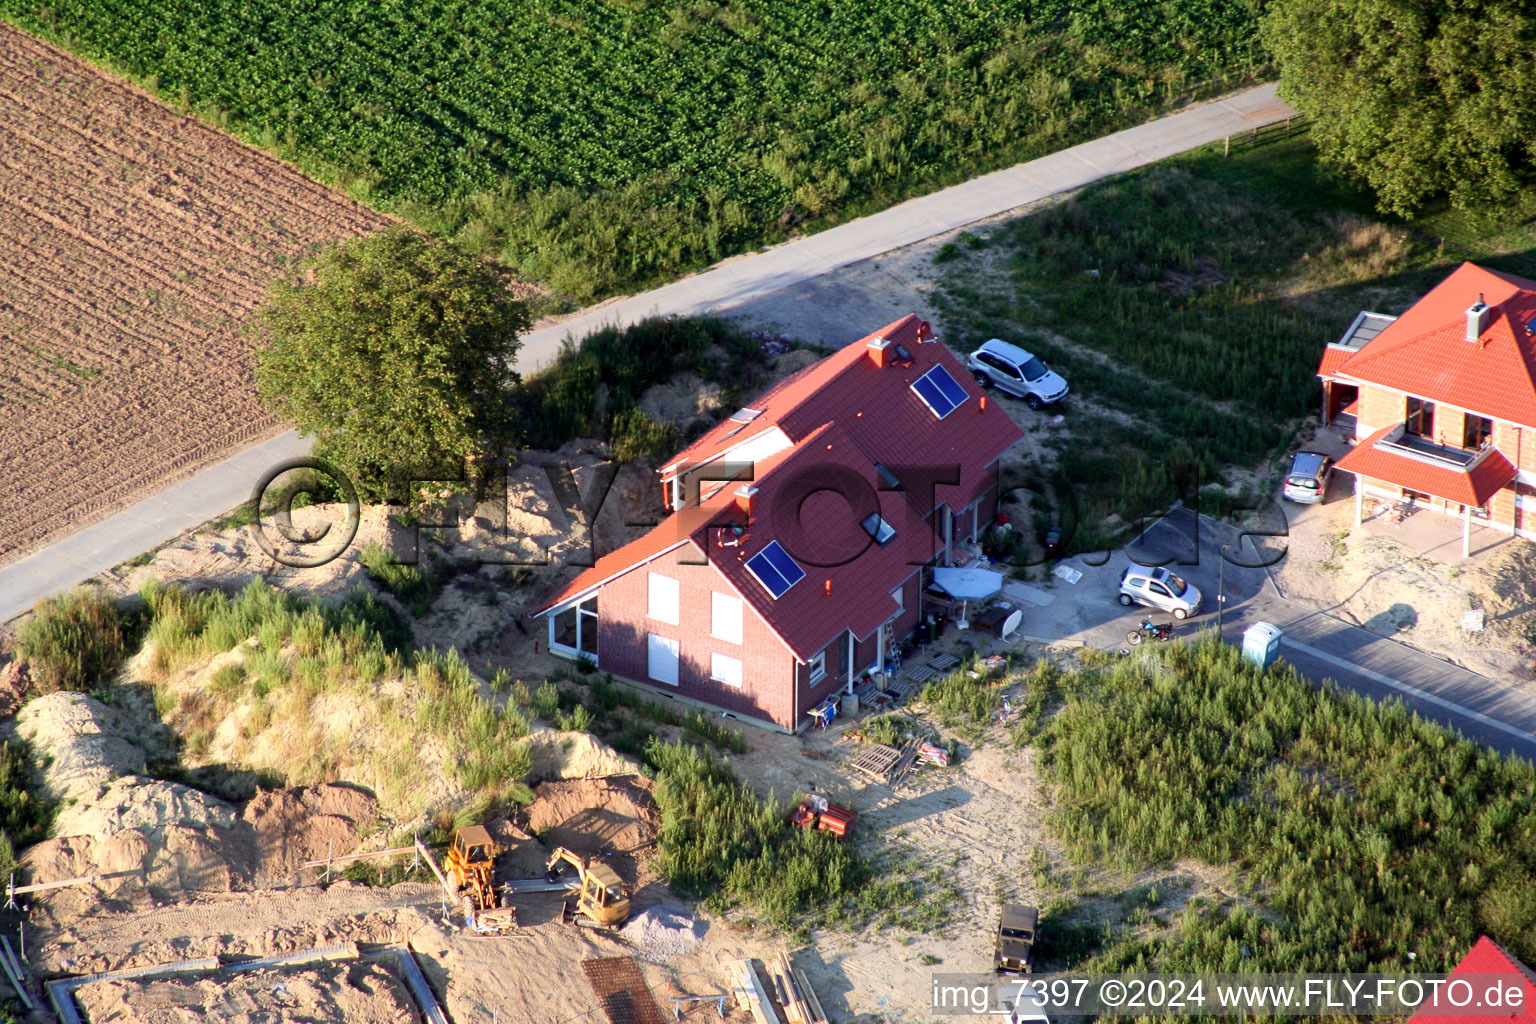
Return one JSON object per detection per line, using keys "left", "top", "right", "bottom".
{"left": 545, "top": 846, "right": 629, "bottom": 929}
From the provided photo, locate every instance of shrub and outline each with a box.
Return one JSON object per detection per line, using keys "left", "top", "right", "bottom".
{"left": 16, "top": 589, "right": 126, "bottom": 692}
{"left": 533, "top": 680, "right": 561, "bottom": 720}
{"left": 359, "top": 542, "right": 436, "bottom": 614}
{"left": 0, "top": 738, "right": 52, "bottom": 878}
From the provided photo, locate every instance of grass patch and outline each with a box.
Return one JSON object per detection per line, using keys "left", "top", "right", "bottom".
{"left": 15, "top": 588, "right": 128, "bottom": 693}
{"left": 359, "top": 542, "right": 437, "bottom": 615}
{"left": 937, "top": 134, "right": 1536, "bottom": 550}
{"left": 133, "top": 579, "right": 527, "bottom": 816}
{"left": 6, "top": 0, "right": 1269, "bottom": 303}
{"left": 0, "top": 737, "right": 53, "bottom": 879}
{"left": 1031, "top": 636, "right": 1536, "bottom": 971}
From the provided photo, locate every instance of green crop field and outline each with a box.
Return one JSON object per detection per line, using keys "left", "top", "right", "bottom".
{"left": 2, "top": 0, "right": 1267, "bottom": 301}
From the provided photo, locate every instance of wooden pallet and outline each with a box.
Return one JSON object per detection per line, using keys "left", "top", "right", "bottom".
{"left": 903, "top": 663, "right": 938, "bottom": 685}
{"left": 582, "top": 957, "right": 669, "bottom": 1024}
{"left": 928, "top": 653, "right": 961, "bottom": 671}
{"left": 846, "top": 743, "right": 903, "bottom": 782}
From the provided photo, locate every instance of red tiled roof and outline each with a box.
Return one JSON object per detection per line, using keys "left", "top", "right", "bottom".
{"left": 1317, "top": 345, "right": 1353, "bottom": 379}
{"left": 665, "top": 315, "right": 1024, "bottom": 511}
{"left": 1336, "top": 263, "right": 1536, "bottom": 427}
{"left": 1334, "top": 424, "right": 1516, "bottom": 506}
{"left": 707, "top": 422, "right": 942, "bottom": 657}
{"left": 538, "top": 315, "right": 1023, "bottom": 659}
{"left": 1407, "top": 936, "right": 1536, "bottom": 1024}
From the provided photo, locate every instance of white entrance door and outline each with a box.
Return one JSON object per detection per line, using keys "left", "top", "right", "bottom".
{"left": 647, "top": 634, "right": 680, "bottom": 686}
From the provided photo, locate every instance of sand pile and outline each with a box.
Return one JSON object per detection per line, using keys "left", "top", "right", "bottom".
{"left": 525, "top": 727, "right": 641, "bottom": 782}
{"left": 620, "top": 905, "right": 706, "bottom": 958}
{"left": 73, "top": 960, "right": 419, "bottom": 1024}
{"left": 15, "top": 691, "right": 379, "bottom": 895}
{"left": 520, "top": 775, "right": 658, "bottom": 886}
{"left": 241, "top": 783, "right": 381, "bottom": 879}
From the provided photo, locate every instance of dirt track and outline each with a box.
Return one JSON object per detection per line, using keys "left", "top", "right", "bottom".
{"left": 0, "top": 23, "right": 391, "bottom": 565}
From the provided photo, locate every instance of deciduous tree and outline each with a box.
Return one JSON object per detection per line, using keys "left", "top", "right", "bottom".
{"left": 1263, "top": 0, "right": 1536, "bottom": 215}
{"left": 252, "top": 228, "right": 529, "bottom": 501}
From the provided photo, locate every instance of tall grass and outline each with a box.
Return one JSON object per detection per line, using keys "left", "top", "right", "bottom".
{"left": 133, "top": 579, "right": 530, "bottom": 816}
{"left": 0, "top": 738, "right": 52, "bottom": 879}
{"left": 15, "top": 589, "right": 127, "bottom": 692}
{"left": 358, "top": 542, "right": 436, "bottom": 615}
{"left": 1035, "top": 636, "right": 1536, "bottom": 971}
{"left": 646, "top": 738, "right": 865, "bottom": 926}
{"left": 934, "top": 135, "right": 1536, "bottom": 546}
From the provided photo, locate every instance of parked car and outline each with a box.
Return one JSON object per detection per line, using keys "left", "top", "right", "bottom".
{"left": 1282, "top": 450, "right": 1334, "bottom": 504}
{"left": 994, "top": 903, "right": 1039, "bottom": 973}
{"left": 967, "top": 339, "right": 1069, "bottom": 410}
{"left": 999, "top": 984, "right": 1052, "bottom": 1024}
{"left": 1118, "top": 566, "right": 1201, "bottom": 619}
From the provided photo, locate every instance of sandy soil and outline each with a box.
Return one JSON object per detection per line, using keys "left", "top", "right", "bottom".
{"left": 0, "top": 24, "right": 395, "bottom": 566}
{"left": 1273, "top": 491, "right": 1536, "bottom": 684}
{"left": 74, "top": 959, "right": 419, "bottom": 1024}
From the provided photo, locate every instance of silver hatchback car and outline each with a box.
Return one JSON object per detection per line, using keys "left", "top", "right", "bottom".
{"left": 1118, "top": 566, "right": 1202, "bottom": 619}
{"left": 1282, "top": 451, "right": 1334, "bottom": 504}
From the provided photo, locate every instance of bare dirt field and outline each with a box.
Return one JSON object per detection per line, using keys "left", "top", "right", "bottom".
{"left": 0, "top": 23, "right": 393, "bottom": 565}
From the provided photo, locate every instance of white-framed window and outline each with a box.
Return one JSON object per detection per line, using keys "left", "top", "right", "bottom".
{"left": 711, "top": 653, "right": 743, "bottom": 688}
{"left": 808, "top": 651, "right": 826, "bottom": 684}
{"left": 647, "top": 634, "right": 680, "bottom": 686}
{"left": 648, "top": 573, "right": 680, "bottom": 625}
{"left": 891, "top": 583, "right": 904, "bottom": 612}
{"left": 711, "top": 592, "right": 743, "bottom": 644}
{"left": 549, "top": 595, "right": 598, "bottom": 658}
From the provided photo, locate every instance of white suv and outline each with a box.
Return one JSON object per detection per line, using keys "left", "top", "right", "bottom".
{"left": 967, "top": 339, "right": 1069, "bottom": 410}
{"left": 1119, "top": 566, "right": 1201, "bottom": 619}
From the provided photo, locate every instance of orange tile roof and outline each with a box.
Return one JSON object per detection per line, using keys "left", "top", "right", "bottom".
{"left": 1408, "top": 936, "right": 1536, "bottom": 1024}
{"left": 1336, "top": 263, "right": 1536, "bottom": 427}
{"left": 1334, "top": 424, "right": 1516, "bottom": 506}
{"left": 1317, "top": 345, "right": 1353, "bottom": 379}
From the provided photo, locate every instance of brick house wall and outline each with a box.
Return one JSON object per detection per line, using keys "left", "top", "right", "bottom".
{"left": 595, "top": 545, "right": 798, "bottom": 729}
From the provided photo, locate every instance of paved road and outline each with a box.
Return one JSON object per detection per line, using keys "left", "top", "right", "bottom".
{"left": 0, "top": 431, "right": 308, "bottom": 625}
{"left": 513, "top": 82, "right": 1294, "bottom": 371}
{"left": 0, "top": 83, "right": 1294, "bottom": 624}
{"left": 1039, "top": 508, "right": 1536, "bottom": 762}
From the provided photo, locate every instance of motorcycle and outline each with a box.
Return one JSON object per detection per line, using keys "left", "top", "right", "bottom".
{"left": 1126, "top": 620, "right": 1174, "bottom": 645}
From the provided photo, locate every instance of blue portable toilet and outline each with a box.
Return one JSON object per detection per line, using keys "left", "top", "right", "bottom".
{"left": 1242, "top": 622, "right": 1283, "bottom": 669}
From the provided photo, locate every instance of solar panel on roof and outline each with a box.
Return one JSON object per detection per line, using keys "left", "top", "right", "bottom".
{"left": 744, "top": 541, "right": 806, "bottom": 598}
{"left": 910, "top": 365, "right": 969, "bottom": 419}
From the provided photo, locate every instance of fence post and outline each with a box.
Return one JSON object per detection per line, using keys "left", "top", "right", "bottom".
{"left": 1224, "top": 135, "right": 1230, "bottom": 157}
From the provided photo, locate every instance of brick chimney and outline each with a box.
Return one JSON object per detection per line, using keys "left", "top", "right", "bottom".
{"left": 1466, "top": 293, "right": 1492, "bottom": 342}
{"left": 868, "top": 336, "right": 894, "bottom": 368}
{"left": 736, "top": 484, "right": 758, "bottom": 521}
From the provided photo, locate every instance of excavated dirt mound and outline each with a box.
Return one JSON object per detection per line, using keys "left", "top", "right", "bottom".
{"left": 519, "top": 775, "right": 658, "bottom": 888}
{"left": 240, "top": 783, "right": 381, "bottom": 880}
{"left": 74, "top": 960, "right": 419, "bottom": 1024}
{"left": 16, "top": 691, "right": 379, "bottom": 897}
{"left": 525, "top": 727, "right": 642, "bottom": 782}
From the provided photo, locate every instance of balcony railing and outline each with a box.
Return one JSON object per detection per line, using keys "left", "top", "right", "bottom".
{"left": 1375, "top": 422, "right": 1490, "bottom": 469}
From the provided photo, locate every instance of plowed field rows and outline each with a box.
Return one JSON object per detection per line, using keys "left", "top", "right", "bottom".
{"left": 0, "top": 24, "right": 391, "bottom": 564}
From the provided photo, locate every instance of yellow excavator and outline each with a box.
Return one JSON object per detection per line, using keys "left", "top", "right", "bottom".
{"left": 545, "top": 846, "right": 630, "bottom": 929}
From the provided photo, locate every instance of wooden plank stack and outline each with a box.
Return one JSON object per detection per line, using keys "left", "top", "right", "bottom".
{"left": 727, "top": 959, "right": 781, "bottom": 1024}
{"left": 768, "top": 952, "right": 828, "bottom": 1024}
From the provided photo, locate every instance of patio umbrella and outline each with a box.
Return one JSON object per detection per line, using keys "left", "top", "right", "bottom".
{"left": 931, "top": 567, "right": 1005, "bottom": 630}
